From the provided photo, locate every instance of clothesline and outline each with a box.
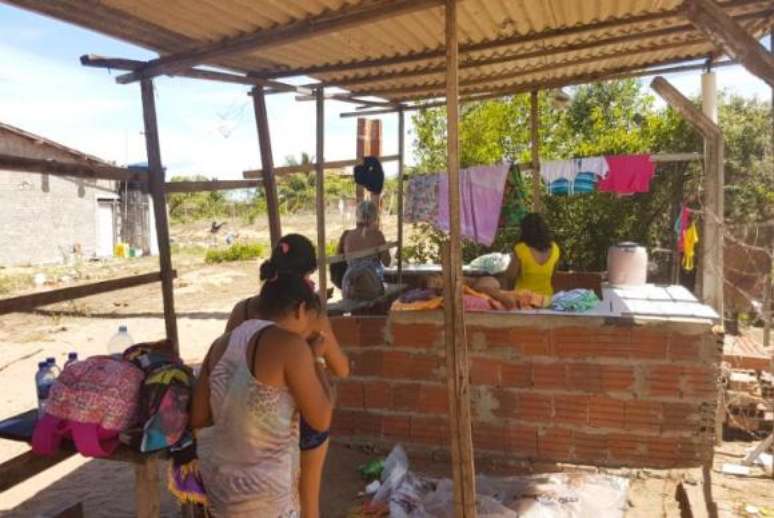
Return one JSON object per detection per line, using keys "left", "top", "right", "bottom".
{"left": 401, "top": 152, "right": 701, "bottom": 181}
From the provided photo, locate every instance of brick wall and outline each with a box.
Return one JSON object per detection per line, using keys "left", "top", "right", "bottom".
{"left": 330, "top": 311, "right": 720, "bottom": 469}
{"left": 0, "top": 131, "right": 117, "bottom": 265}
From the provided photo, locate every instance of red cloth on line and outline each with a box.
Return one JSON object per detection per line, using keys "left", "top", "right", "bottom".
{"left": 598, "top": 154, "right": 655, "bottom": 195}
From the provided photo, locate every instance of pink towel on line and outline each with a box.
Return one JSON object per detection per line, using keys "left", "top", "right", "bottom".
{"left": 598, "top": 154, "right": 655, "bottom": 195}
{"left": 436, "top": 164, "right": 509, "bottom": 246}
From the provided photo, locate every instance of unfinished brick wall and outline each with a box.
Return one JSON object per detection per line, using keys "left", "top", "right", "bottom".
{"left": 330, "top": 312, "right": 721, "bottom": 469}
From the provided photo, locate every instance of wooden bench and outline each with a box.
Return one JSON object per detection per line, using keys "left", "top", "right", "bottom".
{"left": 0, "top": 410, "right": 162, "bottom": 517}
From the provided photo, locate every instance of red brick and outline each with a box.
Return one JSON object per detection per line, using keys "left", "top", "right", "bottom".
{"left": 332, "top": 409, "right": 356, "bottom": 435}
{"left": 625, "top": 401, "right": 662, "bottom": 433}
{"left": 330, "top": 317, "right": 360, "bottom": 347}
{"left": 573, "top": 431, "right": 608, "bottom": 463}
{"left": 553, "top": 327, "right": 630, "bottom": 359}
{"left": 601, "top": 365, "right": 635, "bottom": 393}
{"left": 392, "top": 382, "right": 421, "bottom": 411}
{"left": 567, "top": 363, "right": 603, "bottom": 392}
{"left": 363, "top": 381, "right": 391, "bottom": 410}
{"left": 492, "top": 389, "right": 519, "bottom": 419}
{"left": 350, "top": 350, "right": 382, "bottom": 377}
{"left": 390, "top": 322, "right": 441, "bottom": 349}
{"left": 532, "top": 363, "right": 566, "bottom": 389}
{"left": 468, "top": 326, "right": 514, "bottom": 348}
{"left": 682, "top": 366, "right": 717, "bottom": 398}
{"left": 411, "top": 416, "right": 449, "bottom": 444}
{"left": 519, "top": 393, "right": 552, "bottom": 422}
{"left": 382, "top": 415, "right": 411, "bottom": 441}
{"left": 351, "top": 411, "right": 382, "bottom": 436}
{"left": 646, "top": 437, "right": 679, "bottom": 467}
{"left": 407, "top": 354, "right": 442, "bottom": 380}
{"left": 473, "top": 424, "right": 507, "bottom": 452}
{"left": 381, "top": 351, "right": 412, "bottom": 379}
{"left": 662, "top": 402, "right": 701, "bottom": 433}
{"left": 630, "top": 329, "right": 668, "bottom": 359}
{"left": 504, "top": 425, "right": 538, "bottom": 457}
{"left": 470, "top": 357, "right": 501, "bottom": 386}
{"left": 538, "top": 427, "right": 572, "bottom": 460}
{"left": 589, "top": 396, "right": 625, "bottom": 429}
{"left": 644, "top": 365, "right": 684, "bottom": 397}
{"left": 358, "top": 317, "right": 387, "bottom": 347}
{"left": 500, "top": 362, "right": 531, "bottom": 388}
{"left": 418, "top": 384, "right": 449, "bottom": 414}
{"left": 336, "top": 380, "right": 364, "bottom": 409}
{"left": 512, "top": 329, "right": 551, "bottom": 356}
{"left": 554, "top": 395, "right": 589, "bottom": 425}
{"left": 668, "top": 334, "right": 703, "bottom": 362}
{"left": 609, "top": 434, "right": 648, "bottom": 464}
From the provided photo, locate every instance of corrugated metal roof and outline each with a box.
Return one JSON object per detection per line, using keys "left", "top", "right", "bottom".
{"left": 3, "top": 0, "right": 771, "bottom": 102}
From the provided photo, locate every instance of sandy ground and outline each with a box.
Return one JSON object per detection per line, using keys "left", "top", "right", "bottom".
{"left": 1, "top": 218, "right": 771, "bottom": 517}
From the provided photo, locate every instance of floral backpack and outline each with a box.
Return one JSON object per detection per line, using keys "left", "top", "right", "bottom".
{"left": 32, "top": 356, "right": 144, "bottom": 458}
{"left": 123, "top": 340, "right": 194, "bottom": 453}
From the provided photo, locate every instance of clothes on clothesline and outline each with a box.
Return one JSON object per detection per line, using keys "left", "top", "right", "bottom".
{"left": 597, "top": 154, "right": 655, "bottom": 195}
{"left": 436, "top": 163, "right": 510, "bottom": 246}
{"left": 674, "top": 205, "right": 691, "bottom": 252}
{"left": 501, "top": 165, "right": 529, "bottom": 228}
{"left": 541, "top": 154, "right": 655, "bottom": 196}
{"left": 404, "top": 174, "right": 439, "bottom": 223}
{"left": 682, "top": 221, "right": 699, "bottom": 271}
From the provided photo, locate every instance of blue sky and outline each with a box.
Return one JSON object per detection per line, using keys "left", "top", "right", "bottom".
{"left": 0, "top": 4, "right": 770, "bottom": 180}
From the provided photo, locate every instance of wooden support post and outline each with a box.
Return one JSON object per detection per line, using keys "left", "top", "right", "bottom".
{"left": 443, "top": 1, "right": 477, "bottom": 516}
{"left": 530, "top": 90, "right": 542, "bottom": 212}
{"left": 134, "top": 457, "right": 160, "bottom": 518}
{"left": 316, "top": 88, "right": 328, "bottom": 312}
{"left": 765, "top": 28, "right": 773, "bottom": 350}
{"left": 684, "top": 0, "right": 774, "bottom": 88}
{"left": 651, "top": 77, "right": 724, "bottom": 317}
{"left": 252, "top": 86, "right": 282, "bottom": 247}
{"left": 356, "top": 118, "right": 367, "bottom": 203}
{"left": 140, "top": 79, "right": 179, "bottom": 354}
{"left": 397, "top": 109, "right": 405, "bottom": 285}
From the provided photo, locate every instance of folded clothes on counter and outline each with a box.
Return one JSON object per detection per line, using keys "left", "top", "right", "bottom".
{"left": 551, "top": 289, "right": 600, "bottom": 312}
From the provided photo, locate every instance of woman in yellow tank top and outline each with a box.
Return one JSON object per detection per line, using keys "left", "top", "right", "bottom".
{"left": 505, "top": 213, "right": 560, "bottom": 297}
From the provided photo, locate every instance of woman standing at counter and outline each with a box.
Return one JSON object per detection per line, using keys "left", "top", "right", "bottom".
{"left": 504, "top": 212, "right": 561, "bottom": 297}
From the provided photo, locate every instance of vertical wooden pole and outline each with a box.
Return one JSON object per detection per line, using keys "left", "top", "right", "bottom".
{"left": 252, "top": 86, "right": 282, "bottom": 248}
{"left": 316, "top": 87, "right": 328, "bottom": 312}
{"left": 443, "top": 1, "right": 477, "bottom": 516}
{"left": 765, "top": 29, "right": 773, "bottom": 350}
{"left": 134, "top": 457, "right": 160, "bottom": 518}
{"left": 530, "top": 90, "right": 542, "bottom": 212}
{"left": 140, "top": 79, "right": 179, "bottom": 354}
{"left": 356, "top": 118, "right": 367, "bottom": 203}
{"left": 397, "top": 109, "right": 405, "bottom": 285}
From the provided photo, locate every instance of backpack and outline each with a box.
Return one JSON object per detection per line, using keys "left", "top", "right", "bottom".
{"left": 123, "top": 340, "right": 194, "bottom": 453}
{"left": 32, "top": 356, "right": 144, "bottom": 458}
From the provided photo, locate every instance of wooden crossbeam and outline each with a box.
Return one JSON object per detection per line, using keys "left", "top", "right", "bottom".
{"left": 0, "top": 154, "right": 145, "bottom": 183}
{"left": 164, "top": 179, "right": 260, "bottom": 193}
{"left": 243, "top": 155, "right": 400, "bottom": 179}
{"left": 253, "top": 0, "right": 765, "bottom": 79}
{"left": 304, "top": 8, "right": 769, "bottom": 89}
{"left": 80, "top": 55, "right": 301, "bottom": 92}
{"left": 326, "top": 241, "right": 398, "bottom": 266}
{"left": 114, "top": 0, "right": 445, "bottom": 84}
{"left": 0, "top": 271, "right": 175, "bottom": 316}
{"left": 0, "top": 450, "right": 74, "bottom": 492}
{"left": 685, "top": 0, "right": 774, "bottom": 87}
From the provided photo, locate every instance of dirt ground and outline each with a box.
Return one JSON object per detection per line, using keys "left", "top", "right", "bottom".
{"left": 0, "top": 218, "right": 771, "bottom": 517}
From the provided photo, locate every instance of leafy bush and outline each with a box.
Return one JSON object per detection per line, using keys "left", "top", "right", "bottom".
{"left": 205, "top": 242, "right": 269, "bottom": 264}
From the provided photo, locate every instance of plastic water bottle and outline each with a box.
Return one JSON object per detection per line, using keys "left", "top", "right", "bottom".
{"left": 108, "top": 325, "right": 134, "bottom": 355}
{"left": 35, "top": 361, "right": 56, "bottom": 417}
{"left": 64, "top": 352, "right": 78, "bottom": 369}
{"left": 46, "top": 357, "right": 61, "bottom": 377}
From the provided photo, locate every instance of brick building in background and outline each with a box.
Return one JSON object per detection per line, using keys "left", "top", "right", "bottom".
{"left": 0, "top": 122, "right": 153, "bottom": 266}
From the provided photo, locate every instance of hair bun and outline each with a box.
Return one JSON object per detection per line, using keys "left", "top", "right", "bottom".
{"left": 259, "top": 260, "right": 278, "bottom": 281}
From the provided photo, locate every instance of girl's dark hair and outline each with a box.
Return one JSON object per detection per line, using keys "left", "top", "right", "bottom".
{"left": 519, "top": 212, "right": 553, "bottom": 252}
{"left": 259, "top": 234, "right": 317, "bottom": 280}
{"left": 256, "top": 270, "right": 321, "bottom": 319}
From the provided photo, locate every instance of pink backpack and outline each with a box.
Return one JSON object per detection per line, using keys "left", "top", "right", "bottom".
{"left": 32, "top": 356, "right": 144, "bottom": 458}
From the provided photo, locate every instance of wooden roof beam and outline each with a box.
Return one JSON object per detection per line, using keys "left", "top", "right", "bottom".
{"left": 685, "top": 0, "right": 774, "bottom": 86}
{"left": 113, "top": 0, "right": 445, "bottom": 84}
{"left": 253, "top": 0, "right": 765, "bottom": 79}
{"left": 0, "top": 153, "right": 146, "bottom": 183}
{"left": 302, "top": 8, "right": 769, "bottom": 89}
{"left": 80, "top": 55, "right": 304, "bottom": 93}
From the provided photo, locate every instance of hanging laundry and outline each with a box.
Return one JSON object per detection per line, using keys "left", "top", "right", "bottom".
{"left": 674, "top": 205, "right": 691, "bottom": 252}
{"left": 404, "top": 174, "right": 439, "bottom": 223}
{"left": 501, "top": 165, "right": 529, "bottom": 227}
{"left": 542, "top": 157, "right": 608, "bottom": 195}
{"left": 436, "top": 163, "right": 509, "bottom": 246}
{"left": 682, "top": 221, "right": 699, "bottom": 271}
{"left": 598, "top": 154, "right": 655, "bottom": 195}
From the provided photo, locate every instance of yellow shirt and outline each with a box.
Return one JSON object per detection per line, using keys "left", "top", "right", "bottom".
{"left": 514, "top": 242, "right": 560, "bottom": 297}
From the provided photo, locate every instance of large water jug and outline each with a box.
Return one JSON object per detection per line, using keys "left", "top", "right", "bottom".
{"left": 107, "top": 325, "right": 134, "bottom": 355}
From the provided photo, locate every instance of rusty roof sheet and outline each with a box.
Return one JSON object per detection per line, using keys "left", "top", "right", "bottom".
{"left": 3, "top": 0, "right": 772, "bottom": 102}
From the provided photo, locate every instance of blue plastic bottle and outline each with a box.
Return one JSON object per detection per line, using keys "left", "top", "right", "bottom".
{"left": 35, "top": 362, "right": 56, "bottom": 417}
{"left": 46, "top": 356, "right": 61, "bottom": 377}
{"left": 64, "top": 352, "right": 78, "bottom": 369}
